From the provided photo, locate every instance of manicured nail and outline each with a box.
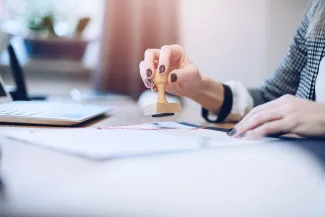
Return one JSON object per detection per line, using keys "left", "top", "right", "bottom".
{"left": 146, "top": 69, "right": 152, "bottom": 77}
{"left": 238, "top": 132, "right": 247, "bottom": 138}
{"left": 171, "top": 73, "right": 177, "bottom": 83}
{"left": 159, "top": 65, "right": 166, "bottom": 73}
{"left": 145, "top": 79, "right": 152, "bottom": 87}
{"left": 227, "top": 128, "right": 236, "bottom": 136}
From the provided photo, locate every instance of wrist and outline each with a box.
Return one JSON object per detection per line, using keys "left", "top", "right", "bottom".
{"left": 189, "top": 76, "right": 225, "bottom": 113}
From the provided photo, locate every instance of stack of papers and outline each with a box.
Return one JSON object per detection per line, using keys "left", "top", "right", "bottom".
{"left": 0, "top": 122, "right": 274, "bottom": 160}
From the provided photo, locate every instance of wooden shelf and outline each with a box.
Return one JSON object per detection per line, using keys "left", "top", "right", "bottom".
{"left": 0, "top": 36, "right": 98, "bottom": 77}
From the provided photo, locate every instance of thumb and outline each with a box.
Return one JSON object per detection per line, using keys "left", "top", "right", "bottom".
{"left": 168, "top": 64, "right": 199, "bottom": 84}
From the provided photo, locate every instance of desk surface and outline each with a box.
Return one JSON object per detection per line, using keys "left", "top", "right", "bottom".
{"left": 0, "top": 94, "right": 234, "bottom": 129}
{"left": 1, "top": 96, "right": 325, "bottom": 217}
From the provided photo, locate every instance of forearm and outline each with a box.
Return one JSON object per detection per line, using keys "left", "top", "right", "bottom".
{"left": 193, "top": 78, "right": 254, "bottom": 123}
{"left": 189, "top": 76, "right": 224, "bottom": 113}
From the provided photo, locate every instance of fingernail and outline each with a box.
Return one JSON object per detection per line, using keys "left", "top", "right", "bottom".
{"left": 227, "top": 128, "right": 236, "bottom": 136}
{"left": 145, "top": 79, "right": 152, "bottom": 87}
{"left": 146, "top": 69, "right": 152, "bottom": 77}
{"left": 171, "top": 73, "right": 177, "bottom": 83}
{"left": 159, "top": 65, "right": 166, "bottom": 73}
{"left": 238, "top": 132, "right": 247, "bottom": 138}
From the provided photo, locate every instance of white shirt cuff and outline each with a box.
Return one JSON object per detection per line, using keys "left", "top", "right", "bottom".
{"left": 224, "top": 80, "right": 254, "bottom": 122}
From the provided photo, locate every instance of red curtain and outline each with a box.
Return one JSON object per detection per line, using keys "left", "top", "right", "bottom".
{"left": 93, "top": 0, "right": 180, "bottom": 99}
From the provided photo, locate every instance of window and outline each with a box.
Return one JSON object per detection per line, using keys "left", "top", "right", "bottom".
{"left": 2, "top": 0, "right": 103, "bottom": 37}
{"left": 0, "top": 0, "right": 104, "bottom": 76}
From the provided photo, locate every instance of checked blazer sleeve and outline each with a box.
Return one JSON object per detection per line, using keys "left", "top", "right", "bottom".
{"left": 248, "top": 9, "right": 310, "bottom": 106}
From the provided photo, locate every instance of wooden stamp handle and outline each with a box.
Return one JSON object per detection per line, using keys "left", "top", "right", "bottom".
{"left": 153, "top": 70, "right": 168, "bottom": 103}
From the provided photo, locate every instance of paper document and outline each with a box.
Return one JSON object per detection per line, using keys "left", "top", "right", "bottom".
{"left": 1, "top": 122, "right": 274, "bottom": 160}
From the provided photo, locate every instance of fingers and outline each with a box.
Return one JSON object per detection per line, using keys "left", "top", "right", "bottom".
{"left": 139, "top": 61, "right": 154, "bottom": 88}
{"left": 168, "top": 64, "right": 199, "bottom": 84}
{"left": 230, "top": 95, "right": 298, "bottom": 139}
{"left": 235, "top": 97, "right": 285, "bottom": 130}
{"left": 140, "top": 44, "right": 186, "bottom": 89}
{"left": 140, "top": 49, "right": 160, "bottom": 88}
{"left": 142, "top": 49, "right": 160, "bottom": 79}
{"left": 243, "top": 119, "right": 291, "bottom": 140}
{"left": 158, "top": 44, "right": 185, "bottom": 74}
{"left": 233, "top": 108, "right": 284, "bottom": 138}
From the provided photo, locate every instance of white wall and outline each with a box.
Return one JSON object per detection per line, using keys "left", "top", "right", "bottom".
{"left": 180, "top": 0, "right": 308, "bottom": 88}
{"left": 266, "top": 0, "right": 307, "bottom": 75}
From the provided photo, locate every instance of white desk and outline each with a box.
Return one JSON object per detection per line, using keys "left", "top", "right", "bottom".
{"left": 0, "top": 98, "right": 325, "bottom": 217}
{"left": 1, "top": 137, "right": 325, "bottom": 217}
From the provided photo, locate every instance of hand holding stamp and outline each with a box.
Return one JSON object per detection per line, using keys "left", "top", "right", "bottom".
{"left": 144, "top": 69, "right": 181, "bottom": 117}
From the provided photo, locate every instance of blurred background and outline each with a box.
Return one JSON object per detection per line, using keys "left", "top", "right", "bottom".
{"left": 0, "top": 0, "right": 308, "bottom": 107}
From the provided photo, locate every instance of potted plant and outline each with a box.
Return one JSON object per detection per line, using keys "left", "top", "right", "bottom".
{"left": 2, "top": 0, "right": 101, "bottom": 61}
{"left": 23, "top": 13, "right": 91, "bottom": 60}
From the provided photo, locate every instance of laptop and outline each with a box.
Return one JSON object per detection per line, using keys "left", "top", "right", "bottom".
{"left": 0, "top": 75, "right": 112, "bottom": 126}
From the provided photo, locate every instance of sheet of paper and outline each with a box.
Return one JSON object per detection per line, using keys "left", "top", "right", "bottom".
{"left": 1, "top": 122, "right": 276, "bottom": 160}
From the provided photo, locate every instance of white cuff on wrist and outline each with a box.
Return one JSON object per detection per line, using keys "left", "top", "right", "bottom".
{"left": 224, "top": 80, "right": 254, "bottom": 122}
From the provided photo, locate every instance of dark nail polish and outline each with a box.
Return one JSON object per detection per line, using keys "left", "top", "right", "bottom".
{"left": 145, "top": 79, "right": 151, "bottom": 87}
{"left": 146, "top": 69, "right": 152, "bottom": 77}
{"left": 227, "top": 128, "right": 236, "bottom": 136}
{"left": 159, "top": 65, "right": 166, "bottom": 73}
{"left": 171, "top": 73, "right": 177, "bottom": 83}
{"left": 238, "top": 132, "right": 247, "bottom": 138}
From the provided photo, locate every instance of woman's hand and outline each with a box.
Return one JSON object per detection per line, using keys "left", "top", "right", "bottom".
{"left": 230, "top": 95, "right": 325, "bottom": 139}
{"left": 139, "top": 44, "right": 225, "bottom": 112}
{"left": 139, "top": 44, "right": 202, "bottom": 98}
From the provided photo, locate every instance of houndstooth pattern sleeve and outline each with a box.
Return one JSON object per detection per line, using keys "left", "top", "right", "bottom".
{"left": 248, "top": 8, "right": 310, "bottom": 106}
